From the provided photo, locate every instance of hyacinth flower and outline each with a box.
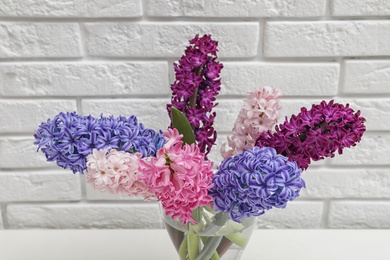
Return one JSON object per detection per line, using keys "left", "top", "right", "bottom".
{"left": 139, "top": 128, "right": 214, "bottom": 225}
{"left": 85, "top": 147, "right": 153, "bottom": 199}
{"left": 210, "top": 146, "right": 305, "bottom": 222}
{"left": 34, "top": 112, "right": 166, "bottom": 173}
{"left": 255, "top": 100, "right": 366, "bottom": 170}
{"left": 184, "top": 146, "right": 304, "bottom": 260}
{"left": 221, "top": 86, "right": 282, "bottom": 159}
{"left": 167, "top": 34, "right": 223, "bottom": 157}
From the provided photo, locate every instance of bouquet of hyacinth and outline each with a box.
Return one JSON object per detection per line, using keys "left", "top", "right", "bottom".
{"left": 34, "top": 35, "right": 366, "bottom": 260}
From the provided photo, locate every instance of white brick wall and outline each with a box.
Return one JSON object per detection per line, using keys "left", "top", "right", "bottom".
{"left": 329, "top": 201, "right": 390, "bottom": 228}
{"left": 146, "top": 0, "right": 327, "bottom": 17}
{"left": 0, "top": 0, "right": 143, "bottom": 17}
{"left": 0, "top": 23, "right": 81, "bottom": 58}
{"left": 0, "top": 0, "right": 389, "bottom": 230}
{"left": 85, "top": 22, "right": 260, "bottom": 58}
{"left": 0, "top": 171, "right": 82, "bottom": 202}
{"left": 332, "top": 0, "right": 390, "bottom": 16}
{"left": 0, "top": 63, "right": 169, "bottom": 96}
{"left": 7, "top": 204, "right": 163, "bottom": 229}
{"left": 264, "top": 21, "right": 390, "bottom": 57}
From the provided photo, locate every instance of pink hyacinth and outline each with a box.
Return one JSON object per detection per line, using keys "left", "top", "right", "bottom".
{"left": 85, "top": 148, "right": 153, "bottom": 199}
{"left": 221, "top": 86, "right": 282, "bottom": 159}
{"left": 139, "top": 128, "right": 214, "bottom": 225}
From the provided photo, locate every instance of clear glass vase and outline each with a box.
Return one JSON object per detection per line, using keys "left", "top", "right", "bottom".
{"left": 160, "top": 205, "right": 256, "bottom": 260}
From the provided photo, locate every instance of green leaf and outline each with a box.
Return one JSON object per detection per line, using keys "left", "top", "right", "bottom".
{"left": 171, "top": 107, "right": 196, "bottom": 145}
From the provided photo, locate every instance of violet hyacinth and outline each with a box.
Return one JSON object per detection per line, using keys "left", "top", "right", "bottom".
{"left": 167, "top": 34, "right": 223, "bottom": 157}
{"left": 34, "top": 112, "right": 165, "bottom": 173}
{"left": 255, "top": 100, "right": 366, "bottom": 170}
{"left": 209, "top": 146, "right": 305, "bottom": 222}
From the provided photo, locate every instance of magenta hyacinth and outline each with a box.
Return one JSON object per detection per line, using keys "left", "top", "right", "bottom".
{"left": 255, "top": 100, "right": 366, "bottom": 170}
{"left": 167, "top": 34, "right": 223, "bottom": 157}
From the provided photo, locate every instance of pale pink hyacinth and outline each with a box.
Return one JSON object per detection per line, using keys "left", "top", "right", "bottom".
{"left": 85, "top": 147, "right": 153, "bottom": 199}
{"left": 139, "top": 128, "right": 214, "bottom": 225}
{"left": 221, "top": 86, "right": 282, "bottom": 159}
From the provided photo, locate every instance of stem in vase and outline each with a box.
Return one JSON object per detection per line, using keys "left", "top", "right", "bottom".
{"left": 195, "top": 236, "right": 223, "bottom": 260}
{"left": 216, "top": 236, "right": 233, "bottom": 257}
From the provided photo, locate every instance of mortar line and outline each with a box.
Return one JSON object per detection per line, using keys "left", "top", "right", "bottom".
{"left": 0, "top": 16, "right": 390, "bottom": 23}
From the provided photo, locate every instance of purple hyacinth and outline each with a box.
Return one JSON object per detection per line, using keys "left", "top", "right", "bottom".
{"left": 255, "top": 100, "right": 366, "bottom": 170}
{"left": 209, "top": 146, "right": 305, "bottom": 222}
{"left": 167, "top": 34, "right": 223, "bottom": 157}
{"left": 34, "top": 112, "right": 165, "bottom": 174}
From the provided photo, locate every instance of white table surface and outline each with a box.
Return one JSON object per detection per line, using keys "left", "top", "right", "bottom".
{"left": 0, "top": 229, "right": 389, "bottom": 260}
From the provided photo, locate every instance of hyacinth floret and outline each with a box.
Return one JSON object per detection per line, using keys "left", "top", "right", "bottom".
{"left": 221, "top": 86, "right": 282, "bottom": 159}
{"left": 139, "top": 128, "right": 214, "bottom": 224}
{"left": 255, "top": 100, "right": 366, "bottom": 169}
{"left": 167, "top": 34, "right": 223, "bottom": 157}
{"left": 34, "top": 112, "right": 165, "bottom": 173}
{"left": 85, "top": 147, "right": 153, "bottom": 199}
{"left": 209, "top": 146, "right": 305, "bottom": 222}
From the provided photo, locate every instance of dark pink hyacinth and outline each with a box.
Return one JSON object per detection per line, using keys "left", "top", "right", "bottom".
{"left": 255, "top": 100, "right": 366, "bottom": 170}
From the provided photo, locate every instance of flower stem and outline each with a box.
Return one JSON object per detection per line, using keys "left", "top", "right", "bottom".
{"left": 188, "top": 65, "right": 204, "bottom": 106}
{"left": 225, "top": 232, "right": 248, "bottom": 248}
{"left": 179, "top": 234, "right": 188, "bottom": 260}
{"left": 200, "top": 236, "right": 220, "bottom": 260}
{"left": 201, "top": 212, "right": 229, "bottom": 236}
{"left": 216, "top": 236, "right": 233, "bottom": 257}
{"left": 195, "top": 236, "right": 223, "bottom": 260}
{"left": 188, "top": 233, "right": 200, "bottom": 260}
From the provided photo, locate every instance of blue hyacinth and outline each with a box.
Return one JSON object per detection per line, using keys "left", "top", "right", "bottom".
{"left": 209, "top": 146, "right": 305, "bottom": 222}
{"left": 34, "top": 112, "right": 166, "bottom": 174}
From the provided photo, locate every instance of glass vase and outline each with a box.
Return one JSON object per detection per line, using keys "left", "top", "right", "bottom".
{"left": 160, "top": 205, "right": 256, "bottom": 260}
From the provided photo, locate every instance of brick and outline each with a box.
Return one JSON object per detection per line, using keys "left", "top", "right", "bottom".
{"left": 0, "top": 171, "right": 81, "bottom": 202}
{"left": 214, "top": 100, "right": 243, "bottom": 132}
{"left": 147, "top": 0, "right": 326, "bottom": 17}
{"left": 7, "top": 204, "right": 163, "bottom": 229}
{"left": 220, "top": 62, "right": 339, "bottom": 96}
{"left": 85, "top": 23, "right": 259, "bottom": 58}
{"left": 81, "top": 98, "right": 171, "bottom": 132}
{"left": 257, "top": 201, "right": 323, "bottom": 228}
{"left": 85, "top": 183, "right": 145, "bottom": 201}
{"left": 0, "top": 100, "right": 76, "bottom": 133}
{"left": 0, "top": 62, "right": 169, "bottom": 96}
{"left": 329, "top": 201, "right": 390, "bottom": 228}
{"left": 0, "top": 0, "right": 142, "bottom": 17}
{"left": 207, "top": 133, "right": 227, "bottom": 166}
{"left": 301, "top": 169, "right": 390, "bottom": 199}
{"left": 0, "top": 137, "right": 51, "bottom": 168}
{"left": 343, "top": 60, "right": 390, "bottom": 94}
{"left": 332, "top": 0, "right": 390, "bottom": 16}
{"left": 264, "top": 21, "right": 390, "bottom": 57}
{"left": 0, "top": 23, "right": 81, "bottom": 58}
{"left": 329, "top": 134, "right": 390, "bottom": 166}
